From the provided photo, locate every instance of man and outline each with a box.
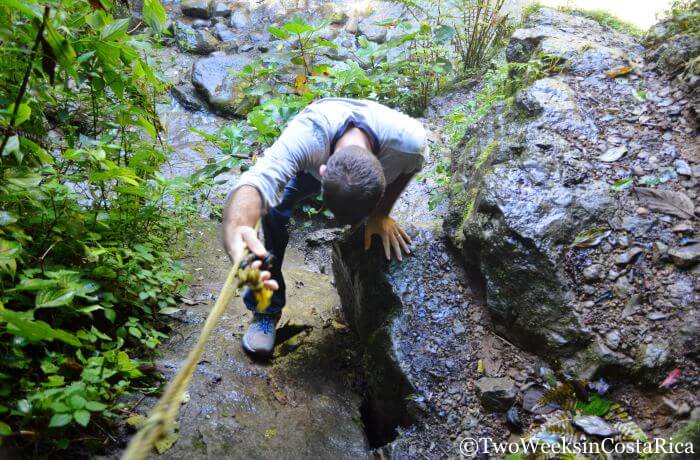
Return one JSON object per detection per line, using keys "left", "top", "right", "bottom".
{"left": 223, "top": 97, "right": 427, "bottom": 358}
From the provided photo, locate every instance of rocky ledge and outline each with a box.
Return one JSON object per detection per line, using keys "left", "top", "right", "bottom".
{"left": 444, "top": 7, "right": 698, "bottom": 385}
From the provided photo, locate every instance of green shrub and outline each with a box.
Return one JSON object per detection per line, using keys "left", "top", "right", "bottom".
{"left": 0, "top": 0, "right": 207, "bottom": 451}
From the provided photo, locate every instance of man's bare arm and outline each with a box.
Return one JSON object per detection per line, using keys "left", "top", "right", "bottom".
{"left": 222, "top": 186, "right": 278, "bottom": 290}
{"left": 373, "top": 172, "right": 414, "bottom": 216}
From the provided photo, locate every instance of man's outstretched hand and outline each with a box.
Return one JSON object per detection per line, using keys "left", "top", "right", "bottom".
{"left": 364, "top": 214, "right": 412, "bottom": 261}
{"left": 225, "top": 226, "right": 279, "bottom": 291}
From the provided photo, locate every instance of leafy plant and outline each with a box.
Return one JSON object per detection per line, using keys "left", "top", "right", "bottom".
{"left": 268, "top": 15, "right": 337, "bottom": 76}
{"left": 0, "top": 0, "right": 204, "bottom": 451}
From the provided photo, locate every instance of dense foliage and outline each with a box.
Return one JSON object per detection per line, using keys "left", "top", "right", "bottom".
{"left": 0, "top": 0, "right": 209, "bottom": 451}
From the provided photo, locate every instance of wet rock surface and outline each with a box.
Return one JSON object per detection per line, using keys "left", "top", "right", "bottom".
{"left": 191, "top": 53, "right": 257, "bottom": 116}
{"left": 445, "top": 8, "right": 699, "bottom": 390}
{"left": 114, "top": 222, "right": 369, "bottom": 459}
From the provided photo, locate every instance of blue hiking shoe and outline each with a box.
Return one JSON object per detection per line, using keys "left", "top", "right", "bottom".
{"left": 242, "top": 313, "right": 281, "bottom": 358}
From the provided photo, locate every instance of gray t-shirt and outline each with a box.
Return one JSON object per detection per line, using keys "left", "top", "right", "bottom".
{"left": 232, "top": 98, "right": 427, "bottom": 210}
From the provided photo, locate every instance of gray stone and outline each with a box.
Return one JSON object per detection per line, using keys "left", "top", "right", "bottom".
{"left": 213, "top": 2, "right": 230, "bottom": 17}
{"left": 637, "top": 340, "right": 671, "bottom": 380}
{"left": 191, "top": 19, "right": 210, "bottom": 29}
{"left": 180, "top": 0, "right": 213, "bottom": 19}
{"left": 674, "top": 159, "right": 693, "bottom": 176}
{"left": 229, "top": 10, "right": 250, "bottom": 30}
{"left": 506, "top": 8, "right": 637, "bottom": 77}
{"left": 213, "top": 22, "right": 237, "bottom": 43}
{"left": 669, "top": 243, "right": 700, "bottom": 268}
{"left": 691, "top": 407, "right": 700, "bottom": 421}
{"left": 175, "top": 22, "right": 219, "bottom": 55}
{"left": 615, "top": 247, "right": 644, "bottom": 266}
{"left": 318, "top": 2, "right": 348, "bottom": 25}
{"left": 475, "top": 377, "right": 517, "bottom": 412}
{"left": 573, "top": 415, "right": 618, "bottom": 437}
{"left": 522, "top": 386, "right": 558, "bottom": 414}
{"left": 170, "top": 83, "right": 206, "bottom": 112}
{"left": 191, "top": 54, "right": 257, "bottom": 116}
{"left": 583, "top": 264, "right": 603, "bottom": 281}
{"left": 613, "top": 276, "right": 635, "bottom": 299}
{"left": 605, "top": 330, "right": 621, "bottom": 350}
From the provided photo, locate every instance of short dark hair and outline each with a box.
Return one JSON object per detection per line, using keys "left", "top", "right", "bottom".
{"left": 322, "top": 146, "right": 385, "bottom": 225}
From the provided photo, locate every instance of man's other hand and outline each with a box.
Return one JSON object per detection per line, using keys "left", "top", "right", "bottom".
{"left": 364, "top": 214, "right": 412, "bottom": 261}
{"left": 226, "top": 226, "right": 279, "bottom": 291}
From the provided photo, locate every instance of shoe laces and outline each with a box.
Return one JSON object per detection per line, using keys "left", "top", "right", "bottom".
{"left": 253, "top": 315, "right": 276, "bottom": 334}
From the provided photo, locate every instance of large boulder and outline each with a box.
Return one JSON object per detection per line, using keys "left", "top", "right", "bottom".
{"left": 444, "top": 73, "right": 607, "bottom": 356}
{"left": 332, "top": 226, "right": 484, "bottom": 453}
{"left": 445, "top": 8, "right": 699, "bottom": 384}
{"left": 180, "top": 0, "right": 213, "bottom": 19}
{"left": 191, "top": 54, "right": 257, "bottom": 116}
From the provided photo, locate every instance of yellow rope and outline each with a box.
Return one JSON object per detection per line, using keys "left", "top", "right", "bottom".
{"left": 121, "top": 225, "right": 262, "bottom": 460}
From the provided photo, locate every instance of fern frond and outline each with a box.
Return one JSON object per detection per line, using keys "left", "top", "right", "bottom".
{"left": 535, "top": 383, "right": 577, "bottom": 411}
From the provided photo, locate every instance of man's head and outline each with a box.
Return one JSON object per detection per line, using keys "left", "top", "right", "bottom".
{"left": 320, "top": 146, "right": 385, "bottom": 225}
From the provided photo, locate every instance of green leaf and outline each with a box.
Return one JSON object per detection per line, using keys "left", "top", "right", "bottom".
{"left": 267, "top": 26, "right": 290, "bottom": 40}
{"left": 314, "top": 37, "right": 338, "bottom": 49}
{"left": 0, "top": 239, "right": 20, "bottom": 259}
{"left": 0, "top": 0, "right": 41, "bottom": 18}
{"left": 0, "top": 421, "right": 11, "bottom": 436}
{"left": 282, "top": 18, "right": 314, "bottom": 35}
{"left": 0, "top": 239, "right": 20, "bottom": 277}
{"left": 158, "top": 307, "right": 180, "bottom": 315}
{"left": 576, "top": 394, "right": 611, "bottom": 416}
{"left": 571, "top": 227, "right": 611, "bottom": 248}
{"left": 35, "top": 289, "right": 75, "bottom": 308}
{"left": 6, "top": 103, "right": 31, "bottom": 126}
{"left": 85, "top": 401, "right": 107, "bottom": 412}
{"left": 0, "top": 310, "right": 81, "bottom": 347}
{"left": 69, "top": 394, "right": 86, "bottom": 410}
{"left": 48, "top": 413, "right": 73, "bottom": 428}
{"left": 101, "top": 18, "right": 130, "bottom": 41}
{"left": 45, "top": 22, "right": 77, "bottom": 79}
{"left": 136, "top": 115, "right": 157, "bottom": 139}
{"left": 143, "top": 0, "right": 166, "bottom": 33}
{"left": 73, "top": 409, "right": 90, "bottom": 427}
{"left": 5, "top": 170, "right": 41, "bottom": 188}
{"left": 50, "top": 402, "right": 69, "bottom": 412}
{"left": 611, "top": 177, "right": 633, "bottom": 191}
{"left": 95, "top": 41, "right": 121, "bottom": 65}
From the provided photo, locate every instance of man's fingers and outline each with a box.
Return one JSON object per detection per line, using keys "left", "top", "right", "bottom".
{"left": 259, "top": 270, "right": 279, "bottom": 291}
{"left": 381, "top": 234, "right": 391, "bottom": 260}
{"left": 241, "top": 229, "right": 267, "bottom": 257}
{"left": 390, "top": 233, "right": 402, "bottom": 262}
{"left": 396, "top": 230, "right": 411, "bottom": 255}
{"left": 264, "top": 279, "right": 279, "bottom": 291}
{"left": 397, "top": 226, "right": 412, "bottom": 245}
